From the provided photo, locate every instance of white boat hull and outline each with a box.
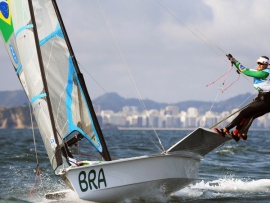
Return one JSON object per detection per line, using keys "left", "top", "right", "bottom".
{"left": 59, "top": 128, "right": 229, "bottom": 202}
{"left": 60, "top": 152, "right": 201, "bottom": 202}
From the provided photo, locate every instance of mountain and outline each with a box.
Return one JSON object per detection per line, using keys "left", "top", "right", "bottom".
{"left": 92, "top": 92, "right": 255, "bottom": 113}
{"left": 0, "top": 90, "right": 28, "bottom": 107}
{"left": 93, "top": 92, "right": 168, "bottom": 112}
{"left": 0, "top": 90, "right": 255, "bottom": 128}
{"left": 0, "top": 105, "right": 36, "bottom": 128}
{"left": 0, "top": 90, "right": 255, "bottom": 113}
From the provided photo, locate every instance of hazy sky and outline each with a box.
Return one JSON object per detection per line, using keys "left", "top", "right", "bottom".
{"left": 1, "top": 0, "right": 270, "bottom": 103}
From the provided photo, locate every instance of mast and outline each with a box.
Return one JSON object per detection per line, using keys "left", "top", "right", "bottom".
{"left": 51, "top": 0, "right": 111, "bottom": 161}
{"left": 28, "top": 0, "right": 63, "bottom": 167}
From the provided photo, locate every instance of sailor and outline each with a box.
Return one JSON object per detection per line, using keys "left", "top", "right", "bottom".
{"left": 214, "top": 54, "right": 270, "bottom": 141}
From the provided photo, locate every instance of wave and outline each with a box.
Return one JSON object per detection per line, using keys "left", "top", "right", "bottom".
{"left": 173, "top": 178, "right": 270, "bottom": 200}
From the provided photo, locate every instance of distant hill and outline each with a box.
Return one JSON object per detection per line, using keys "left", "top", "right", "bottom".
{"left": 0, "top": 90, "right": 28, "bottom": 107}
{"left": 0, "top": 90, "right": 255, "bottom": 113}
{"left": 92, "top": 92, "right": 169, "bottom": 112}
{"left": 0, "top": 90, "right": 255, "bottom": 128}
{"left": 92, "top": 92, "right": 255, "bottom": 113}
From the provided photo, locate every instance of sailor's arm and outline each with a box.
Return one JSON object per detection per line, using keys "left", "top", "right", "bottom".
{"left": 234, "top": 62, "right": 269, "bottom": 79}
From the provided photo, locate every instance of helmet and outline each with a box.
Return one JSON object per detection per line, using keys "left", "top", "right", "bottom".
{"left": 257, "top": 56, "right": 269, "bottom": 64}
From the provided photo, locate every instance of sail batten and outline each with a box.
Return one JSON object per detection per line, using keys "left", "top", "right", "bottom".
{"left": 15, "top": 24, "right": 34, "bottom": 37}
{"left": 30, "top": 93, "right": 47, "bottom": 103}
{"left": 40, "top": 24, "right": 63, "bottom": 46}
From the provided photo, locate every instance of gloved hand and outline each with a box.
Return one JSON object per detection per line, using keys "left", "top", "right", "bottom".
{"left": 226, "top": 54, "right": 238, "bottom": 63}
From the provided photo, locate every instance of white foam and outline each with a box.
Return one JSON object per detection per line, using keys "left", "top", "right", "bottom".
{"left": 173, "top": 178, "right": 270, "bottom": 198}
{"left": 38, "top": 189, "right": 91, "bottom": 203}
{"left": 216, "top": 145, "right": 236, "bottom": 155}
{"left": 19, "top": 178, "right": 270, "bottom": 202}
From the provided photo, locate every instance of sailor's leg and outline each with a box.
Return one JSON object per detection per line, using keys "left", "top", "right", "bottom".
{"left": 225, "top": 100, "right": 261, "bottom": 131}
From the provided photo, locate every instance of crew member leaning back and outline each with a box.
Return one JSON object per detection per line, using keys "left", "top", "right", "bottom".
{"left": 214, "top": 54, "right": 270, "bottom": 141}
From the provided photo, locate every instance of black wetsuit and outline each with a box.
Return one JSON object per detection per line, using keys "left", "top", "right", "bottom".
{"left": 225, "top": 61, "right": 270, "bottom": 133}
{"left": 226, "top": 92, "right": 270, "bottom": 133}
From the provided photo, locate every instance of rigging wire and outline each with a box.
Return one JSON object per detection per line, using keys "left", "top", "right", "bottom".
{"left": 201, "top": 63, "right": 233, "bottom": 128}
{"left": 78, "top": 61, "right": 108, "bottom": 94}
{"left": 210, "top": 99, "right": 254, "bottom": 129}
{"left": 155, "top": 0, "right": 252, "bottom": 92}
{"left": 80, "top": 1, "right": 253, "bottom": 129}
{"left": 154, "top": 0, "right": 232, "bottom": 125}
{"left": 155, "top": 1, "right": 253, "bottom": 84}
{"left": 28, "top": 102, "right": 45, "bottom": 197}
{"left": 201, "top": 90, "right": 221, "bottom": 128}
{"left": 29, "top": 164, "right": 44, "bottom": 199}
{"left": 142, "top": 131, "right": 163, "bottom": 153}
{"left": 153, "top": 1, "right": 260, "bottom": 128}
{"left": 96, "top": 0, "right": 166, "bottom": 152}
{"left": 154, "top": 0, "right": 228, "bottom": 58}
{"left": 29, "top": 102, "right": 39, "bottom": 165}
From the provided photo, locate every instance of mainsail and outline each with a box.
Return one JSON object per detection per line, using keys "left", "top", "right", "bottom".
{"left": 0, "top": 0, "right": 111, "bottom": 172}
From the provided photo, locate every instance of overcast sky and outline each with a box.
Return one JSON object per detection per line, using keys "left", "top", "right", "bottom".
{"left": 1, "top": 0, "right": 270, "bottom": 103}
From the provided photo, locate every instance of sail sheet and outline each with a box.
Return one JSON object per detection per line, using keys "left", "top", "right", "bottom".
{"left": 0, "top": 0, "right": 110, "bottom": 171}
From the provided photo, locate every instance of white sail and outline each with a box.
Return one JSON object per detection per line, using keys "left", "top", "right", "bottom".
{"left": 0, "top": 0, "right": 111, "bottom": 172}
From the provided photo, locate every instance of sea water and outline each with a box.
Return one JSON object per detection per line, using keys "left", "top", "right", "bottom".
{"left": 1, "top": 129, "right": 270, "bottom": 203}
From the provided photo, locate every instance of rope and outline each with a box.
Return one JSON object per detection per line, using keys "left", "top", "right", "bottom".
{"left": 77, "top": 61, "right": 108, "bottom": 94}
{"left": 221, "top": 73, "right": 241, "bottom": 93}
{"left": 142, "top": 131, "right": 163, "bottom": 153}
{"left": 29, "top": 164, "right": 44, "bottom": 198}
{"left": 206, "top": 70, "right": 231, "bottom": 87}
{"left": 210, "top": 100, "right": 254, "bottom": 129}
{"left": 154, "top": 1, "right": 255, "bottom": 102}
{"left": 96, "top": 0, "right": 165, "bottom": 152}
{"left": 156, "top": 0, "right": 252, "bottom": 105}
{"left": 29, "top": 102, "right": 39, "bottom": 164}
{"left": 155, "top": 0, "right": 228, "bottom": 57}
{"left": 202, "top": 63, "right": 233, "bottom": 127}
{"left": 204, "top": 59, "right": 255, "bottom": 128}
{"left": 206, "top": 62, "right": 243, "bottom": 94}
{"left": 201, "top": 91, "right": 221, "bottom": 128}
{"left": 28, "top": 103, "right": 45, "bottom": 197}
{"left": 206, "top": 63, "right": 233, "bottom": 88}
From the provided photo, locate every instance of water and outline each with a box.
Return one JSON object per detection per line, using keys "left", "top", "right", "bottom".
{"left": 1, "top": 129, "right": 270, "bottom": 202}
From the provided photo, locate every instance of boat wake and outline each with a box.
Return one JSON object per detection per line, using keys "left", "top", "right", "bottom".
{"left": 173, "top": 178, "right": 270, "bottom": 200}
{"left": 41, "top": 178, "right": 270, "bottom": 202}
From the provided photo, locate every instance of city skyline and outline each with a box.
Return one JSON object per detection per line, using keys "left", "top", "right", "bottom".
{"left": 95, "top": 104, "right": 270, "bottom": 130}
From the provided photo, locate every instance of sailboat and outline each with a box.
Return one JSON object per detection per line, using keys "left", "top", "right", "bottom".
{"left": 0, "top": 0, "right": 231, "bottom": 202}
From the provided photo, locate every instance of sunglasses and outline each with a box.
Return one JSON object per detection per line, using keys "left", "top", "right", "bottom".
{"left": 257, "top": 62, "right": 268, "bottom": 65}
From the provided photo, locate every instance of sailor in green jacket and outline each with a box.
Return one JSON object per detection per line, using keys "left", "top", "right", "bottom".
{"left": 214, "top": 54, "right": 270, "bottom": 141}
